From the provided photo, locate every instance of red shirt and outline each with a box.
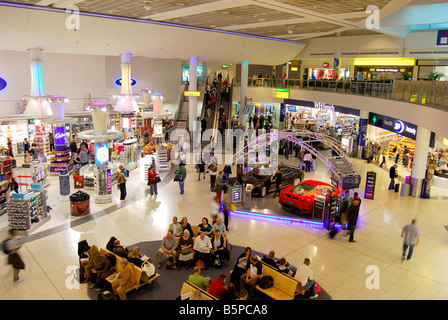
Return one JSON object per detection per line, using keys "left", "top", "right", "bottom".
{"left": 148, "top": 171, "right": 156, "bottom": 184}
{"left": 208, "top": 279, "right": 225, "bottom": 299}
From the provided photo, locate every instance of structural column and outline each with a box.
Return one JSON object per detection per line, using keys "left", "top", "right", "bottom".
{"left": 357, "top": 110, "right": 369, "bottom": 159}
{"left": 188, "top": 57, "right": 199, "bottom": 132}
{"left": 239, "top": 61, "right": 250, "bottom": 129}
{"left": 411, "top": 126, "right": 431, "bottom": 197}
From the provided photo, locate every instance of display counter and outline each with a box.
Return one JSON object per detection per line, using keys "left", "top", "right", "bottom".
{"left": 82, "top": 163, "right": 118, "bottom": 190}
{"left": 433, "top": 171, "right": 448, "bottom": 190}
{"left": 121, "top": 139, "right": 139, "bottom": 171}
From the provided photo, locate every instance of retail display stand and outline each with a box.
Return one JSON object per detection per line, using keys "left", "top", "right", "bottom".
{"left": 15, "top": 163, "right": 49, "bottom": 192}
{"left": 122, "top": 138, "right": 139, "bottom": 171}
{"left": 0, "top": 156, "right": 16, "bottom": 181}
{"left": 0, "top": 180, "right": 10, "bottom": 216}
{"left": 6, "top": 188, "right": 50, "bottom": 236}
{"left": 140, "top": 154, "right": 157, "bottom": 183}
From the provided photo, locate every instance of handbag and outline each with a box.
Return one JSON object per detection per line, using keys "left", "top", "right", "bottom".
{"left": 180, "top": 248, "right": 192, "bottom": 255}
{"left": 141, "top": 261, "right": 156, "bottom": 278}
{"left": 174, "top": 174, "right": 183, "bottom": 182}
{"left": 153, "top": 176, "right": 161, "bottom": 184}
{"left": 208, "top": 163, "right": 217, "bottom": 172}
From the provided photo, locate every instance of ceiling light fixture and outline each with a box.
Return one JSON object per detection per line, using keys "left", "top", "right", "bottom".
{"left": 144, "top": 1, "right": 152, "bottom": 11}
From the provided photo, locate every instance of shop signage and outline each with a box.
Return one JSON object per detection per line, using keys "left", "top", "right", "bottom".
{"left": 375, "top": 68, "right": 399, "bottom": 72}
{"left": 314, "top": 102, "right": 335, "bottom": 112}
{"left": 358, "top": 118, "right": 368, "bottom": 147}
{"left": 184, "top": 91, "right": 200, "bottom": 97}
{"left": 221, "top": 64, "right": 229, "bottom": 69}
{"left": 368, "top": 113, "right": 418, "bottom": 140}
{"left": 323, "top": 62, "right": 330, "bottom": 68}
{"left": 54, "top": 126, "right": 66, "bottom": 146}
{"left": 275, "top": 88, "right": 290, "bottom": 99}
{"left": 436, "top": 30, "right": 448, "bottom": 46}
{"left": 443, "top": 138, "right": 448, "bottom": 146}
{"left": 114, "top": 77, "right": 137, "bottom": 87}
{"left": 95, "top": 142, "right": 109, "bottom": 166}
{"left": 364, "top": 171, "right": 376, "bottom": 200}
{"left": 0, "top": 77, "right": 6, "bottom": 92}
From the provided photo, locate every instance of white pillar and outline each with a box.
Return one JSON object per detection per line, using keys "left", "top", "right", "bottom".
{"left": 411, "top": 126, "right": 431, "bottom": 197}
{"left": 240, "top": 61, "right": 249, "bottom": 129}
{"left": 188, "top": 57, "right": 199, "bottom": 132}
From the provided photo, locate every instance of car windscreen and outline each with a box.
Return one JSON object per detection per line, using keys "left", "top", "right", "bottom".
{"left": 252, "top": 166, "right": 276, "bottom": 177}
{"left": 290, "top": 183, "right": 315, "bottom": 195}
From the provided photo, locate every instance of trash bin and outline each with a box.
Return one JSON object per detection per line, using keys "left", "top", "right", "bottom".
{"left": 400, "top": 182, "right": 411, "bottom": 197}
{"left": 244, "top": 184, "right": 253, "bottom": 210}
{"left": 69, "top": 191, "right": 90, "bottom": 216}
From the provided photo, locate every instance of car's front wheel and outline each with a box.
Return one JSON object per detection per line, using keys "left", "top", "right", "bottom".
{"left": 258, "top": 185, "right": 267, "bottom": 198}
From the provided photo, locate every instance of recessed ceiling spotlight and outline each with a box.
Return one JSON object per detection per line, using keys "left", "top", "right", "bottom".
{"left": 144, "top": 1, "right": 152, "bottom": 11}
{"left": 288, "top": 29, "right": 294, "bottom": 34}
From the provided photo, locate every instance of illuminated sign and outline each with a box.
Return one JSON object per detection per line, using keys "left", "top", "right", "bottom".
{"left": 114, "top": 77, "right": 137, "bottom": 87}
{"left": 443, "top": 138, "right": 448, "bottom": 146}
{"left": 184, "top": 91, "right": 201, "bottom": 97}
{"left": 276, "top": 88, "right": 290, "bottom": 99}
{"left": 322, "top": 62, "right": 330, "bottom": 68}
{"left": 95, "top": 142, "right": 109, "bottom": 166}
{"left": 314, "top": 102, "right": 335, "bottom": 111}
{"left": 221, "top": 64, "right": 229, "bottom": 68}
{"left": 290, "top": 66, "right": 298, "bottom": 71}
{"left": 368, "top": 113, "right": 417, "bottom": 140}
{"left": 54, "top": 126, "right": 66, "bottom": 145}
{"left": 0, "top": 77, "right": 6, "bottom": 92}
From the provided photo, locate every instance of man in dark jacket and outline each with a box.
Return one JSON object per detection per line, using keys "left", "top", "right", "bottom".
{"left": 389, "top": 164, "right": 398, "bottom": 190}
{"left": 347, "top": 192, "right": 362, "bottom": 243}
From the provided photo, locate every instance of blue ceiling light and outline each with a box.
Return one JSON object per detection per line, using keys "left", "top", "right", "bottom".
{"left": 0, "top": 77, "right": 6, "bottom": 92}
{"left": 0, "top": 1, "right": 306, "bottom": 45}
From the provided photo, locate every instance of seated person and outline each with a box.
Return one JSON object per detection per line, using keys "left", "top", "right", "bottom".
{"left": 155, "top": 230, "right": 178, "bottom": 269}
{"left": 90, "top": 255, "right": 114, "bottom": 290}
{"left": 80, "top": 244, "right": 100, "bottom": 284}
{"left": 176, "top": 229, "right": 194, "bottom": 270}
{"left": 209, "top": 274, "right": 227, "bottom": 299}
{"left": 261, "top": 250, "right": 277, "bottom": 268}
{"left": 106, "top": 237, "right": 117, "bottom": 252}
{"left": 211, "top": 229, "right": 227, "bottom": 264}
{"left": 198, "top": 217, "right": 213, "bottom": 238}
{"left": 111, "top": 258, "right": 138, "bottom": 300}
{"left": 239, "top": 255, "right": 263, "bottom": 299}
{"left": 220, "top": 282, "right": 237, "bottom": 301}
{"left": 229, "top": 247, "right": 252, "bottom": 290}
{"left": 277, "top": 258, "right": 294, "bottom": 276}
{"left": 180, "top": 216, "right": 194, "bottom": 237}
{"left": 212, "top": 217, "right": 227, "bottom": 238}
{"left": 193, "top": 232, "right": 213, "bottom": 269}
{"left": 112, "top": 239, "right": 129, "bottom": 258}
{"left": 169, "top": 216, "right": 183, "bottom": 237}
{"left": 127, "top": 247, "right": 147, "bottom": 268}
{"left": 295, "top": 258, "right": 318, "bottom": 299}
{"left": 188, "top": 266, "right": 210, "bottom": 291}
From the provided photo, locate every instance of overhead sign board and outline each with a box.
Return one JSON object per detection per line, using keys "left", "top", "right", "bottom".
{"left": 184, "top": 91, "right": 201, "bottom": 97}
{"left": 276, "top": 88, "right": 290, "bottom": 99}
{"left": 368, "top": 112, "right": 418, "bottom": 140}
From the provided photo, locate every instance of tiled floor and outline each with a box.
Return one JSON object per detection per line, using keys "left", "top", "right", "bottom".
{"left": 0, "top": 150, "right": 447, "bottom": 300}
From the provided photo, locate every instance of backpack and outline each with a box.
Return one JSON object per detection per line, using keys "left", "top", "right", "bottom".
{"left": 122, "top": 169, "right": 129, "bottom": 177}
{"left": 259, "top": 275, "right": 274, "bottom": 289}
{"left": 1, "top": 238, "right": 11, "bottom": 254}
{"left": 392, "top": 146, "right": 397, "bottom": 153}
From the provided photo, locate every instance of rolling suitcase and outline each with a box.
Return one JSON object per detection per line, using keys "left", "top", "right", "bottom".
{"left": 329, "top": 228, "right": 338, "bottom": 239}
{"left": 394, "top": 183, "right": 399, "bottom": 193}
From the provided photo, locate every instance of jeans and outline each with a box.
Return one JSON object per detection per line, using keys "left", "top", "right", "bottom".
{"left": 179, "top": 180, "right": 185, "bottom": 194}
{"left": 210, "top": 175, "right": 216, "bottom": 189}
{"left": 388, "top": 178, "right": 395, "bottom": 190}
{"left": 119, "top": 183, "right": 127, "bottom": 200}
{"left": 402, "top": 243, "right": 414, "bottom": 260}
{"left": 150, "top": 183, "right": 158, "bottom": 195}
{"left": 305, "top": 161, "right": 311, "bottom": 173}
{"left": 303, "top": 279, "right": 316, "bottom": 296}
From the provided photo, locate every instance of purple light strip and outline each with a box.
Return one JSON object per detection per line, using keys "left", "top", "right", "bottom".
{"left": 230, "top": 209, "right": 342, "bottom": 229}
{"left": 0, "top": 1, "right": 306, "bottom": 45}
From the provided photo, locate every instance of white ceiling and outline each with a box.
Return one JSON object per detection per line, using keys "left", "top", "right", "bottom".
{"left": 0, "top": 0, "right": 445, "bottom": 64}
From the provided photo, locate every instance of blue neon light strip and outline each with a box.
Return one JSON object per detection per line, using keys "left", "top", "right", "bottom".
{"left": 0, "top": 2, "right": 306, "bottom": 45}
{"left": 230, "top": 210, "right": 341, "bottom": 228}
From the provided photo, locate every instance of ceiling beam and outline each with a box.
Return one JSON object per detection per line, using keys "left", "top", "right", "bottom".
{"left": 140, "top": 0, "right": 252, "bottom": 20}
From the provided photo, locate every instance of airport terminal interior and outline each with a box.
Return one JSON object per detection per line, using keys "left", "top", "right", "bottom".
{"left": 0, "top": 0, "right": 448, "bottom": 302}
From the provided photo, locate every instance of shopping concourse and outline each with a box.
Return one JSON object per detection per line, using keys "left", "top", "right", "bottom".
{"left": 0, "top": 0, "right": 448, "bottom": 303}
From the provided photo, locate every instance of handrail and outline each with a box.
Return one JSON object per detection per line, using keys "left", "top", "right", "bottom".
{"left": 233, "top": 78, "right": 448, "bottom": 110}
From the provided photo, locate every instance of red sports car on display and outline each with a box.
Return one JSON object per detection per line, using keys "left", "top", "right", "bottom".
{"left": 279, "top": 180, "right": 340, "bottom": 214}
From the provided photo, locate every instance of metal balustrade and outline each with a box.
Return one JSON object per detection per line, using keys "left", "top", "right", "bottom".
{"left": 233, "top": 78, "right": 448, "bottom": 110}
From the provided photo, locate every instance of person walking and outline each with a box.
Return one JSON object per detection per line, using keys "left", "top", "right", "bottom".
{"left": 147, "top": 165, "right": 158, "bottom": 196}
{"left": 401, "top": 219, "right": 420, "bottom": 261}
{"left": 175, "top": 162, "right": 187, "bottom": 195}
{"left": 304, "top": 152, "right": 312, "bottom": 173}
{"left": 272, "top": 167, "right": 282, "bottom": 197}
{"left": 346, "top": 192, "right": 362, "bottom": 243}
{"left": 4, "top": 229, "right": 25, "bottom": 283}
{"left": 388, "top": 164, "right": 398, "bottom": 190}
{"left": 116, "top": 169, "right": 127, "bottom": 201}
{"left": 380, "top": 148, "right": 387, "bottom": 168}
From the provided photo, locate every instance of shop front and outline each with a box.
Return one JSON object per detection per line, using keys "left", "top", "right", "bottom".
{"left": 353, "top": 58, "right": 415, "bottom": 81}
{"left": 240, "top": 99, "right": 280, "bottom": 129}
{"left": 281, "top": 99, "right": 360, "bottom": 155}
{"left": 367, "top": 112, "right": 418, "bottom": 169}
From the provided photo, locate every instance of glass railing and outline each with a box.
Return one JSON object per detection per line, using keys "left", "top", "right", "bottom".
{"left": 234, "top": 78, "right": 448, "bottom": 110}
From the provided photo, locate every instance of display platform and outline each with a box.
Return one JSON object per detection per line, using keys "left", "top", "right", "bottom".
{"left": 231, "top": 192, "right": 341, "bottom": 229}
